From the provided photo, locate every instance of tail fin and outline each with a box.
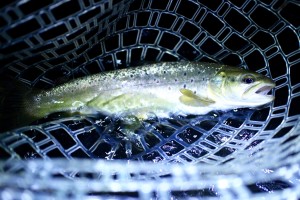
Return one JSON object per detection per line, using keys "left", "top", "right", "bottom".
{"left": 0, "top": 78, "right": 37, "bottom": 133}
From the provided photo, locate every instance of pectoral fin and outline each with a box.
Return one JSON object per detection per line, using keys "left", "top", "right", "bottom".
{"left": 179, "top": 88, "right": 215, "bottom": 107}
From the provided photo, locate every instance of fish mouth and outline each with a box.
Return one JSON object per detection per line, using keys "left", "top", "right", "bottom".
{"left": 243, "top": 82, "right": 276, "bottom": 102}
{"left": 255, "top": 85, "right": 274, "bottom": 95}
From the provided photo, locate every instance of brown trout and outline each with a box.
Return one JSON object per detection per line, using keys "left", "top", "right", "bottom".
{"left": 0, "top": 61, "right": 275, "bottom": 132}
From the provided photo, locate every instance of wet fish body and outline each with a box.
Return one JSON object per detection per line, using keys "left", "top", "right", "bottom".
{"left": 0, "top": 61, "right": 275, "bottom": 131}
{"left": 27, "top": 61, "right": 275, "bottom": 119}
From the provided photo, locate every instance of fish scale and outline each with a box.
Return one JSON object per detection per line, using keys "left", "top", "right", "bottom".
{"left": 28, "top": 62, "right": 220, "bottom": 118}
{"left": 1, "top": 61, "right": 275, "bottom": 132}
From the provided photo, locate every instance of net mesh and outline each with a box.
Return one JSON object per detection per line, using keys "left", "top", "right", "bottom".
{"left": 0, "top": 0, "right": 300, "bottom": 199}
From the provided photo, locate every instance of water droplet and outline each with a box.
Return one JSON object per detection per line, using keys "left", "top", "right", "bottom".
{"left": 116, "top": 59, "right": 122, "bottom": 65}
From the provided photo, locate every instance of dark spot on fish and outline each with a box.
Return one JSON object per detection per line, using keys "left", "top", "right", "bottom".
{"left": 194, "top": 91, "right": 196, "bottom": 94}
{"left": 184, "top": 72, "right": 187, "bottom": 76}
{"left": 35, "top": 97, "right": 41, "bottom": 102}
{"left": 230, "top": 77, "right": 235, "bottom": 82}
{"left": 183, "top": 84, "right": 186, "bottom": 88}
{"left": 156, "top": 80, "right": 159, "bottom": 83}
{"left": 175, "top": 79, "right": 178, "bottom": 82}
{"left": 191, "top": 79, "right": 194, "bottom": 82}
{"left": 163, "top": 71, "right": 166, "bottom": 74}
{"left": 202, "top": 78, "right": 205, "bottom": 81}
{"left": 130, "top": 74, "right": 133, "bottom": 78}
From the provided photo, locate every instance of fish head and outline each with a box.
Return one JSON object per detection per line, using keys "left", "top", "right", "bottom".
{"left": 208, "top": 66, "right": 276, "bottom": 107}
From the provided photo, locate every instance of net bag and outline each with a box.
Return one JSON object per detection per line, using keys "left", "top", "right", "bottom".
{"left": 0, "top": 0, "right": 300, "bottom": 199}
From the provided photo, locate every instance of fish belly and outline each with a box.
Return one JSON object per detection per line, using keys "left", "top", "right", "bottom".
{"left": 83, "top": 85, "right": 218, "bottom": 119}
{"left": 84, "top": 88, "right": 181, "bottom": 119}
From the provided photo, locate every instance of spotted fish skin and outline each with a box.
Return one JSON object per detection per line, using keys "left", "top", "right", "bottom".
{"left": 0, "top": 61, "right": 274, "bottom": 132}
{"left": 28, "top": 62, "right": 221, "bottom": 119}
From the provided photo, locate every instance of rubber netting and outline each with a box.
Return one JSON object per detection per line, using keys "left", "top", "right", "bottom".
{"left": 0, "top": 0, "right": 300, "bottom": 199}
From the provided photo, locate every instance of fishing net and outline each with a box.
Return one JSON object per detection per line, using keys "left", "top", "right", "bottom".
{"left": 0, "top": 0, "right": 300, "bottom": 199}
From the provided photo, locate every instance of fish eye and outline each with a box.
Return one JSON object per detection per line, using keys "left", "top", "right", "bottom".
{"left": 34, "top": 96, "right": 41, "bottom": 102}
{"left": 242, "top": 75, "right": 255, "bottom": 84}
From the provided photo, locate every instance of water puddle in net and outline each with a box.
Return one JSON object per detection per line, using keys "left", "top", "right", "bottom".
{"left": 24, "top": 106, "right": 266, "bottom": 161}
{"left": 82, "top": 108, "right": 258, "bottom": 161}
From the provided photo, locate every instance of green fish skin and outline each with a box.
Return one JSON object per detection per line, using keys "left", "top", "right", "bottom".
{"left": 0, "top": 61, "right": 275, "bottom": 132}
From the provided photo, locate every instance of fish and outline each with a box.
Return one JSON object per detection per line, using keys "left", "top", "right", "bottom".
{"left": 0, "top": 61, "right": 275, "bottom": 132}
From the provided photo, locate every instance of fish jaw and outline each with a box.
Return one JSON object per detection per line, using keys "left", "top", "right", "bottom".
{"left": 242, "top": 81, "right": 276, "bottom": 106}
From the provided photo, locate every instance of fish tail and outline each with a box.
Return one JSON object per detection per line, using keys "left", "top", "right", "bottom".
{"left": 0, "top": 78, "right": 37, "bottom": 133}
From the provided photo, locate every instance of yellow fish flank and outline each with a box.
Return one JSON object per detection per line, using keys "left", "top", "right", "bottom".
{"left": 0, "top": 61, "right": 275, "bottom": 131}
